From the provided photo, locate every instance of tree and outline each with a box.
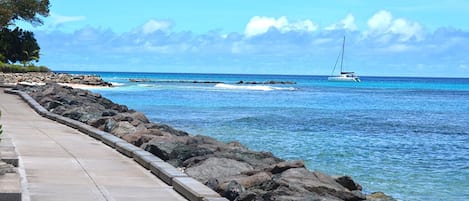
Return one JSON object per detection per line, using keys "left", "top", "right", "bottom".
{"left": 0, "top": 0, "right": 50, "bottom": 27}
{"left": 0, "top": 0, "right": 48, "bottom": 64}
{"left": 0, "top": 27, "right": 40, "bottom": 64}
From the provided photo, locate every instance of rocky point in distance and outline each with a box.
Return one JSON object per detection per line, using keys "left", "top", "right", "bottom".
{"left": 0, "top": 72, "right": 112, "bottom": 87}
{"left": 6, "top": 72, "right": 395, "bottom": 201}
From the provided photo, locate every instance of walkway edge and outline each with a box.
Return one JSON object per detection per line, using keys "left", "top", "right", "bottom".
{"left": 3, "top": 89, "right": 228, "bottom": 201}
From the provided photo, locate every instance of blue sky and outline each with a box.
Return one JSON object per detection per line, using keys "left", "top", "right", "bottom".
{"left": 18, "top": 0, "right": 469, "bottom": 77}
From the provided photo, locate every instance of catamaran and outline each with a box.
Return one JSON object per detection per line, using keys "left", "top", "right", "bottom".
{"left": 328, "top": 36, "right": 360, "bottom": 82}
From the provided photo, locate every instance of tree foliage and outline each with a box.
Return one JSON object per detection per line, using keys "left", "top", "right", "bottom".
{"left": 0, "top": 27, "right": 40, "bottom": 64}
{"left": 0, "top": 0, "right": 50, "bottom": 27}
{"left": 0, "top": 0, "right": 49, "bottom": 65}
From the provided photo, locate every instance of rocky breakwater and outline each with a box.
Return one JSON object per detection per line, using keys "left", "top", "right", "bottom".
{"left": 0, "top": 72, "right": 112, "bottom": 86}
{"left": 14, "top": 83, "right": 395, "bottom": 201}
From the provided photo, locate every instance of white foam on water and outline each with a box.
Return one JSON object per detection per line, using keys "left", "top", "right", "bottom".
{"left": 110, "top": 82, "right": 124, "bottom": 86}
{"left": 137, "top": 84, "right": 155, "bottom": 87}
{"left": 214, "top": 83, "right": 295, "bottom": 91}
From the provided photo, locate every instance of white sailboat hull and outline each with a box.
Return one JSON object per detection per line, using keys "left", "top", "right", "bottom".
{"left": 328, "top": 75, "right": 360, "bottom": 82}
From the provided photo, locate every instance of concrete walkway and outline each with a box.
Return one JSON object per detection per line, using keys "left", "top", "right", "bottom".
{"left": 0, "top": 90, "right": 187, "bottom": 201}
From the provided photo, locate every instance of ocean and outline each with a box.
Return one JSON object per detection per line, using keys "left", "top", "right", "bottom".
{"left": 65, "top": 71, "right": 468, "bottom": 201}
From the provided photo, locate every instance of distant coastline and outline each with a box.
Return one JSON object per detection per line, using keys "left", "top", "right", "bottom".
{"left": 0, "top": 72, "right": 112, "bottom": 88}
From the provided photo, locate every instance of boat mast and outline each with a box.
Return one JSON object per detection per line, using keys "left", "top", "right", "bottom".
{"left": 340, "top": 36, "right": 345, "bottom": 73}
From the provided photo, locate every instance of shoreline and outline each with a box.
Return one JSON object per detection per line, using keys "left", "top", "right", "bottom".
{"left": 2, "top": 72, "right": 396, "bottom": 201}
{"left": 0, "top": 72, "right": 113, "bottom": 87}
{"left": 1, "top": 82, "right": 112, "bottom": 90}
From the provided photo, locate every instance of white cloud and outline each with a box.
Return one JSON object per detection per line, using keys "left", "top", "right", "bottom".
{"left": 390, "top": 18, "right": 423, "bottom": 41}
{"left": 50, "top": 13, "right": 86, "bottom": 27}
{"left": 244, "top": 16, "right": 317, "bottom": 37}
{"left": 141, "top": 19, "right": 172, "bottom": 34}
{"left": 367, "top": 10, "right": 393, "bottom": 34}
{"left": 384, "top": 44, "right": 415, "bottom": 53}
{"left": 325, "top": 14, "right": 357, "bottom": 31}
{"left": 366, "top": 10, "right": 423, "bottom": 42}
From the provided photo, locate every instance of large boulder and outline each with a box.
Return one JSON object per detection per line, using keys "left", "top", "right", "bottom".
{"left": 365, "top": 192, "right": 397, "bottom": 201}
{"left": 168, "top": 145, "right": 214, "bottom": 167}
{"left": 62, "top": 106, "right": 104, "bottom": 123}
{"left": 334, "top": 175, "right": 362, "bottom": 191}
{"left": 264, "top": 160, "right": 305, "bottom": 174}
{"left": 222, "top": 180, "right": 245, "bottom": 201}
{"left": 215, "top": 149, "right": 283, "bottom": 169}
{"left": 185, "top": 157, "right": 254, "bottom": 183}
{"left": 146, "top": 123, "right": 189, "bottom": 136}
{"left": 110, "top": 121, "right": 137, "bottom": 137}
{"left": 217, "top": 171, "right": 272, "bottom": 191}
{"left": 143, "top": 136, "right": 188, "bottom": 160}
{"left": 273, "top": 168, "right": 365, "bottom": 201}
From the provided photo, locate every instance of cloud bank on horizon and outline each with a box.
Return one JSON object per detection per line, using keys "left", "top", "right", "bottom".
{"left": 31, "top": 8, "right": 469, "bottom": 77}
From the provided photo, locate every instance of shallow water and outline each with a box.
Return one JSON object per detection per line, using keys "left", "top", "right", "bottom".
{"left": 69, "top": 71, "right": 469, "bottom": 201}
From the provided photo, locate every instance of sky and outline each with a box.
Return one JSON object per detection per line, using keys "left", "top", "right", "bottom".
{"left": 16, "top": 0, "right": 469, "bottom": 77}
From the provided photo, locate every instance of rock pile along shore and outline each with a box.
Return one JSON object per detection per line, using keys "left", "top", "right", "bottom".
{"left": 12, "top": 82, "right": 396, "bottom": 201}
{"left": 0, "top": 72, "right": 112, "bottom": 87}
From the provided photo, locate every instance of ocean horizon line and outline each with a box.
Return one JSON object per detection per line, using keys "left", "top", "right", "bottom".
{"left": 53, "top": 70, "right": 469, "bottom": 80}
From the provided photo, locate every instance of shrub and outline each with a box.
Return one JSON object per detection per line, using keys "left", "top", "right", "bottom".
{"left": 1, "top": 63, "right": 50, "bottom": 73}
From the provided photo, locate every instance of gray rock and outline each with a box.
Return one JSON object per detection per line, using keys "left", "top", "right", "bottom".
{"left": 218, "top": 172, "right": 272, "bottom": 191}
{"left": 147, "top": 123, "right": 189, "bottom": 136}
{"left": 365, "top": 192, "right": 397, "bottom": 201}
{"left": 130, "top": 112, "right": 150, "bottom": 123}
{"left": 215, "top": 150, "right": 283, "bottom": 169}
{"left": 264, "top": 160, "right": 305, "bottom": 174}
{"left": 143, "top": 138, "right": 186, "bottom": 160}
{"left": 168, "top": 145, "right": 214, "bottom": 167}
{"left": 110, "top": 121, "right": 137, "bottom": 137}
{"left": 275, "top": 168, "right": 365, "bottom": 201}
{"left": 334, "top": 175, "right": 362, "bottom": 191}
{"left": 223, "top": 180, "right": 245, "bottom": 201}
{"left": 0, "top": 161, "right": 16, "bottom": 175}
{"left": 185, "top": 157, "right": 254, "bottom": 183}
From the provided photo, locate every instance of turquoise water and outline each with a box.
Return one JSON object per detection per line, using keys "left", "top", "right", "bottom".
{"left": 67, "top": 71, "right": 468, "bottom": 201}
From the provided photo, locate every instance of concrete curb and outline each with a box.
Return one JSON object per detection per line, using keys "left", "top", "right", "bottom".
{"left": 150, "top": 161, "right": 188, "bottom": 185}
{"left": 173, "top": 177, "right": 223, "bottom": 201}
{"left": 3, "top": 89, "right": 228, "bottom": 201}
{"left": 0, "top": 138, "right": 18, "bottom": 167}
{"left": 132, "top": 150, "right": 164, "bottom": 169}
{"left": 116, "top": 141, "right": 142, "bottom": 157}
{"left": 0, "top": 173, "right": 21, "bottom": 201}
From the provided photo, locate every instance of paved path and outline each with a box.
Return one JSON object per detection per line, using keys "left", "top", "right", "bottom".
{"left": 0, "top": 89, "right": 187, "bottom": 201}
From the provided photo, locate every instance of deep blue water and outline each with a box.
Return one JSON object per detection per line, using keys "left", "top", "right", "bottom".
{"left": 63, "top": 71, "right": 469, "bottom": 201}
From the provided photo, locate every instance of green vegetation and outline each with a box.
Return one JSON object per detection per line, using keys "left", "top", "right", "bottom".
{"left": 1, "top": 62, "right": 50, "bottom": 72}
{"left": 0, "top": 0, "right": 50, "bottom": 66}
{"left": 0, "top": 27, "right": 40, "bottom": 64}
{"left": 0, "top": 0, "right": 50, "bottom": 27}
